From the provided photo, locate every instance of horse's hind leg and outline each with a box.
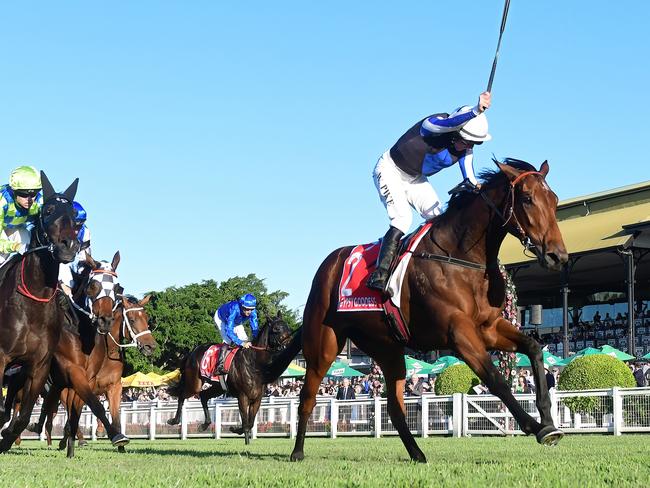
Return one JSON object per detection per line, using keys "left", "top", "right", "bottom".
{"left": 451, "top": 318, "right": 548, "bottom": 439}
{"left": 375, "top": 353, "right": 427, "bottom": 463}
{"left": 290, "top": 321, "right": 343, "bottom": 461}
{"left": 65, "top": 395, "right": 84, "bottom": 458}
{"left": 492, "top": 318, "right": 563, "bottom": 445}
{"left": 28, "top": 385, "right": 61, "bottom": 434}
{"left": 198, "top": 386, "right": 220, "bottom": 432}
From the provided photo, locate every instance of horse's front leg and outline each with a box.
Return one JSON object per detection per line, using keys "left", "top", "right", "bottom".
{"left": 105, "top": 382, "right": 125, "bottom": 452}
{"left": 236, "top": 396, "right": 251, "bottom": 444}
{"left": 0, "top": 357, "right": 10, "bottom": 424}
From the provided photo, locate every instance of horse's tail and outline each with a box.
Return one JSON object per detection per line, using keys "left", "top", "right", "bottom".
{"left": 166, "top": 352, "right": 191, "bottom": 398}
{"left": 261, "top": 327, "right": 303, "bottom": 384}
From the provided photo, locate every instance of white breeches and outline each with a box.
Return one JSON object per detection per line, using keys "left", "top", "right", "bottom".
{"left": 372, "top": 151, "right": 442, "bottom": 233}
{"left": 213, "top": 311, "right": 249, "bottom": 345}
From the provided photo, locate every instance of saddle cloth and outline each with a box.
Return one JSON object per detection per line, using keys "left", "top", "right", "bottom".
{"left": 337, "top": 222, "right": 432, "bottom": 312}
{"left": 199, "top": 344, "right": 239, "bottom": 383}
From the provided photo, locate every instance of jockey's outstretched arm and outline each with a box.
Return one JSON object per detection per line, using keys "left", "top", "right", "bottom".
{"left": 420, "top": 106, "right": 481, "bottom": 137}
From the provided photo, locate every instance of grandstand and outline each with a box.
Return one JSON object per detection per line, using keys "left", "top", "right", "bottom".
{"left": 500, "top": 180, "right": 650, "bottom": 358}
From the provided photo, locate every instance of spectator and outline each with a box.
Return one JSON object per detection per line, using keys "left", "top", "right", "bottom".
{"left": 336, "top": 378, "right": 356, "bottom": 400}
{"left": 515, "top": 376, "right": 532, "bottom": 394}
{"left": 370, "top": 379, "right": 384, "bottom": 398}
{"left": 545, "top": 367, "right": 556, "bottom": 391}
{"left": 593, "top": 311, "right": 602, "bottom": 324}
{"left": 632, "top": 364, "right": 647, "bottom": 387}
{"left": 406, "top": 375, "right": 428, "bottom": 397}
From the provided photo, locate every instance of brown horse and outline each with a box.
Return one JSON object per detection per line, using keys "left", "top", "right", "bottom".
{"left": 290, "top": 159, "right": 569, "bottom": 463}
{"left": 29, "top": 284, "right": 157, "bottom": 455}
{"left": 0, "top": 173, "right": 80, "bottom": 452}
{"left": 167, "top": 314, "right": 301, "bottom": 444}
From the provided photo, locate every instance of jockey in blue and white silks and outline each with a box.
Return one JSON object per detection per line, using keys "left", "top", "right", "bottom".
{"left": 367, "top": 92, "right": 492, "bottom": 292}
{"left": 214, "top": 294, "right": 259, "bottom": 348}
{"left": 59, "top": 201, "right": 92, "bottom": 296}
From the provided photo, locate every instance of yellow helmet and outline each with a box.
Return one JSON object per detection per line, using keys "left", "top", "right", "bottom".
{"left": 9, "top": 166, "right": 42, "bottom": 191}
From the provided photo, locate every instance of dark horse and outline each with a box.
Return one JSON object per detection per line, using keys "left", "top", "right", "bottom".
{"left": 26, "top": 258, "right": 156, "bottom": 457}
{"left": 167, "top": 313, "right": 302, "bottom": 444}
{"left": 290, "top": 159, "right": 569, "bottom": 463}
{"left": 0, "top": 173, "right": 80, "bottom": 452}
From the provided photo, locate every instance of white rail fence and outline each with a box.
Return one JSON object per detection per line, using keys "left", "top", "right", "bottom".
{"left": 21, "top": 387, "right": 650, "bottom": 442}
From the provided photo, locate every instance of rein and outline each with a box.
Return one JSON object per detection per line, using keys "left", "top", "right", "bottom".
{"left": 16, "top": 248, "right": 58, "bottom": 303}
{"left": 250, "top": 324, "right": 299, "bottom": 352}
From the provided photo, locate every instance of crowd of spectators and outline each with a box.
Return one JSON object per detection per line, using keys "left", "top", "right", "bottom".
{"left": 121, "top": 386, "right": 171, "bottom": 402}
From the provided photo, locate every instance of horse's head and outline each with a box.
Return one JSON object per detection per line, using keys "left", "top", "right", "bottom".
{"left": 496, "top": 159, "right": 568, "bottom": 271}
{"left": 118, "top": 294, "right": 157, "bottom": 356}
{"left": 82, "top": 251, "right": 120, "bottom": 333}
{"left": 265, "top": 311, "right": 293, "bottom": 351}
{"left": 36, "top": 172, "right": 80, "bottom": 263}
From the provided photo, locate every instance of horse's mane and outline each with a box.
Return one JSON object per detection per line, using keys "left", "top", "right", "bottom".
{"left": 444, "top": 158, "right": 538, "bottom": 214}
{"left": 123, "top": 294, "right": 139, "bottom": 305}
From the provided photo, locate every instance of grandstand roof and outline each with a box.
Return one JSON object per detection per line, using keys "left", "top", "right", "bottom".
{"left": 499, "top": 180, "right": 650, "bottom": 306}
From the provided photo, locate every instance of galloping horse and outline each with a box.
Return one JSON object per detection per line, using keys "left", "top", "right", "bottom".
{"left": 290, "top": 159, "right": 568, "bottom": 463}
{"left": 27, "top": 264, "right": 156, "bottom": 456}
{"left": 0, "top": 173, "right": 80, "bottom": 452}
{"left": 167, "top": 313, "right": 301, "bottom": 444}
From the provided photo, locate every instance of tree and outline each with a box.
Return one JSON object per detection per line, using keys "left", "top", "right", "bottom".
{"left": 123, "top": 274, "right": 300, "bottom": 374}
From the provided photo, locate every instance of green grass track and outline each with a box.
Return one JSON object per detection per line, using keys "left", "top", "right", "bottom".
{"left": 0, "top": 435, "right": 648, "bottom": 487}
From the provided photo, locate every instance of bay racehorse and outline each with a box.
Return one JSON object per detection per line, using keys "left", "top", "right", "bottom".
{"left": 0, "top": 173, "right": 80, "bottom": 452}
{"left": 167, "top": 313, "right": 301, "bottom": 444}
{"left": 290, "top": 159, "right": 568, "bottom": 463}
{"left": 27, "top": 276, "right": 156, "bottom": 456}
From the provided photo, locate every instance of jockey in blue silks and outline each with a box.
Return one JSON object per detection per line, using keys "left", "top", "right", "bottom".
{"left": 214, "top": 293, "right": 259, "bottom": 349}
{"left": 213, "top": 294, "right": 259, "bottom": 375}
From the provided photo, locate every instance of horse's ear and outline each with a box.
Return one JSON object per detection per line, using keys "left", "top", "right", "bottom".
{"left": 140, "top": 294, "right": 151, "bottom": 306}
{"left": 62, "top": 178, "right": 79, "bottom": 202}
{"left": 85, "top": 253, "right": 99, "bottom": 269}
{"left": 276, "top": 310, "right": 282, "bottom": 320}
{"left": 111, "top": 251, "right": 121, "bottom": 271}
{"left": 539, "top": 160, "right": 549, "bottom": 177}
{"left": 495, "top": 161, "right": 521, "bottom": 182}
{"left": 41, "top": 171, "right": 55, "bottom": 200}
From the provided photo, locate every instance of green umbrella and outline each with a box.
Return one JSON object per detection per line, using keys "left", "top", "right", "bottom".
{"left": 558, "top": 347, "right": 602, "bottom": 366}
{"left": 643, "top": 352, "right": 650, "bottom": 360}
{"left": 598, "top": 345, "right": 635, "bottom": 361}
{"left": 430, "top": 356, "right": 464, "bottom": 374}
{"left": 326, "top": 361, "right": 363, "bottom": 377}
{"left": 404, "top": 355, "right": 436, "bottom": 376}
{"left": 281, "top": 362, "right": 306, "bottom": 377}
{"left": 504, "top": 352, "right": 563, "bottom": 368}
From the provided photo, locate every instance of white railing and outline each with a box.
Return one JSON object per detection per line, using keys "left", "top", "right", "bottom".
{"left": 19, "top": 387, "right": 650, "bottom": 441}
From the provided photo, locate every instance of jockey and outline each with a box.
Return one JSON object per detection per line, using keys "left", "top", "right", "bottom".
{"left": 0, "top": 166, "right": 42, "bottom": 266}
{"left": 367, "top": 92, "right": 492, "bottom": 292}
{"left": 214, "top": 294, "right": 259, "bottom": 349}
{"left": 59, "top": 201, "right": 92, "bottom": 298}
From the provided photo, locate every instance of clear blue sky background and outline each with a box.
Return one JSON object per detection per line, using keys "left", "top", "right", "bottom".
{"left": 1, "top": 1, "right": 648, "bottom": 312}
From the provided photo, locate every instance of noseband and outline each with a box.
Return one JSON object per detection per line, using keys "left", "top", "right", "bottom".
{"left": 107, "top": 297, "right": 152, "bottom": 349}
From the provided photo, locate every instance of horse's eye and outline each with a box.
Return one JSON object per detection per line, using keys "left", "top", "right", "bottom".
{"left": 521, "top": 195, "right": 533, "bottom": 205}
{"left": 45, "top": 205, "right": 55, "bottom": 215}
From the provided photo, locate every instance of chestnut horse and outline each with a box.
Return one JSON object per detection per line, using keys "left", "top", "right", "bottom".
{"left": 0, "top": 173, "right": 80, "bottom": 452}
{"left": 290, "top": 159, "right": 569, "bottom": 463}
{"left": 167, "top": 313, "right": 301, "bottom": 444}
{"left": 29, "top": 282, "right": 157, "bottom": 456}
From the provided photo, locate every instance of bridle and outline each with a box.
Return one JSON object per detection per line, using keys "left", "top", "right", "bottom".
{"left": 249, "top": 322, "right": 296, "bottom": 352}
{"left": 107, "top": 296, "right": 152, "bottom": 349}
{"left": 71, "top": 266, "right": 120, "bottom": 323}
{"left": 480, "top": 170, "right": 543, "bottom": 253}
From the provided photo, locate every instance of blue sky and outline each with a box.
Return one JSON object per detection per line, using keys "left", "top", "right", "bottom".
{"left": 1, "top": 1, "right": 648, "bottom": 312}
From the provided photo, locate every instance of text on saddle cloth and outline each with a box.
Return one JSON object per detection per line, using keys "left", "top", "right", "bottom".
{"left": 200, "top": 344, "right": 238, "bottom": 381}
{"left": 336, "top": 222, "right": 432, "bottom": 312}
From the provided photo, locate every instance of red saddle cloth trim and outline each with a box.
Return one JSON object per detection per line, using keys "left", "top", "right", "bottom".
{"left": 337, "top": 241, "right": 383, "bottom": 312}
{"left": 200, "top": 344, "right": 239, "bottom": 382}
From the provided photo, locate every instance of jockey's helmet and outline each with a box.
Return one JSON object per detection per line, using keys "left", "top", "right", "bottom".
{"left": 9, "top": 166, "right": 42, "bottom": 192}
{"left": 73, "top": 201, "right": 87, "bottom": 223}
{"left": 451, "top": 106, "right": 491, "bottom": 142}
{"left": 238, "top": 293, "right": 257, "bottom": 310}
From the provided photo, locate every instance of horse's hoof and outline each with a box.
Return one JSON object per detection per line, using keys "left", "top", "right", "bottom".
{"left": 58, "top": 440, "right": 66, "bottom": 451}
{"left": 229, "top": 426, "right": 244, "bottom": 435}
{"left": 166, "top": 418, "right": 179, "bottom": 426}
{"left": 537, "top": 426, "right": 564, "bottom": 447}
{"left": 26, "top": 423, "right": 41, "bottom": 433}
{"left": 118, "top": 446, "right": 126, "bottom": 453}
{"left": 110, "top": 433, "right": 130, "bottom": 447}
{"left": 198, "top": 422, "right": 211, "bottom": 432}
{"left": 78, "top": 440, "right": 88, "bottom": 447}
{"left": 290, "top": 451, "right": 304, "bottom": 462}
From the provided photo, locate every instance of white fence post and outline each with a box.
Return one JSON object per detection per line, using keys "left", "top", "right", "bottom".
{"left": 181, "top": 403, "right": 188, "bottom": 440}
{"left": 612, "top": 387, "right": 623, "bottom": 436}
{"left": 91, "top": 412, "right": 98, "bottom": 441}
{"left": 421, "top": 396, "right": 428, "bottom": 438}
{"left": 149, "top": 406, "right": 156, "bottom": 440}
{"left": 374, "top": 396, "right": 381, "bottom": 438}
{"left": 289, "top": 399, "right": 297, "bottom": 440}
{"left": 454, "top": 393, "right": 464, "bottom": 438}
{"left": 549, "top": 389, "right": 558, "bottom": 427}
{"left": 214, "top": 404, "right": 222, "bottom": 439}
{"left": 120, "top": 408, "right": 127, "bottom": 435}
{"left": 330, "top": 399, "right": 338, "bottom": 439}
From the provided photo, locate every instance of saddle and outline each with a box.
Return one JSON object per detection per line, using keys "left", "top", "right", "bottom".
{"left": 199, "top": 344, "right": 240, "bottom": 385}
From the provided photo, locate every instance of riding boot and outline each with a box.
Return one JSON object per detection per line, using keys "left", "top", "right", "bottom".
{"left": 367, "top": 226, "right": 404, "bottom": 292}
{"left": 57, "top": 290, "right": 79, "bottom": 329}
{"left": 216, "top": 345, "right": 229, "bottom": 375}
